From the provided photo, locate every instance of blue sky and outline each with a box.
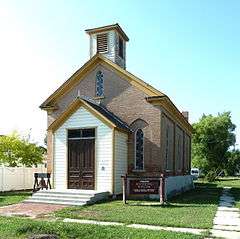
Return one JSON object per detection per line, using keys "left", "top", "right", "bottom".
{"left": 0, "top": 0, "right": 239, "bottom": 147}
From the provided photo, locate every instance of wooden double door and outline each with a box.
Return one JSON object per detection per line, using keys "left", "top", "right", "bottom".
{"left": 67, "top": 128, "right": 95, "bottom": 190}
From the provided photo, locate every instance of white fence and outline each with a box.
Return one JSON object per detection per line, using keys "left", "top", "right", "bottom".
{"left": 0, "top": 165, "right": 46, "bottom": 192}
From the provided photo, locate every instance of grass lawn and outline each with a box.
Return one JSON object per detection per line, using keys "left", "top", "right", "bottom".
{"left": 0, "top": 191, "right": 31, "bottom": 207}
{"left": 55, "top": 183, "right": 222, "bottom": 229}
{"left": 0, "top": 216, "right": 203, "bottom": 239}
{"left": 1, "top": 179, "right": 240, "bottom": 238}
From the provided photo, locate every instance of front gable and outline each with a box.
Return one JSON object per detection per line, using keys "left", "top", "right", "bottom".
{"left": 47, "top": 63, "right": 136, "bottom": 127}
{"left": 48, "top": 99, "right": 114, "bottom": 132}
{"left": 53, "top": 104, "right": 113, "bottom": 191}
{"left": 40, "top": 54, "right": 164, "bottom": 110}
{"left": 42, "top": 54, "right": 192, "bottom": 133}
{"left": 48, "top": 98, "right": 131, "bottom": 133}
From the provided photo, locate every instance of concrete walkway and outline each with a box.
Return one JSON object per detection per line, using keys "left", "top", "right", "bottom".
{"left": 63, "top": 218, "right": 206, "bottom": 235}
{"left": 210, "top": 187, "right": 240, "bottom": 239}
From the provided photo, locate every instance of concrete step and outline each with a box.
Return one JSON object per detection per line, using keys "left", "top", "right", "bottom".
{"left": 29, "top": 196, "right": 90, "bottom": 203}
{"left": 32, "top": 193, "right": 93, "bottom": 200}
{"left": 35, "top": 190, "right": 108, "bottom": 198}
{"left": 24, "top": 190, "right": 109, "bottom": 206}
{"left": 24, "top": 199, "right": 87, "bottom": 206}
{"left": 37, "top": 190, "right": 99, "bottom": 195}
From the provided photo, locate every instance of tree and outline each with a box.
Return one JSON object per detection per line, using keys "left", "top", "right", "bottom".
{"left": 225, "top": 150, "right": 240, "bottom": 176}
{"left": 0, "top": 132, "right": 44, "bottom": 167}
{"left": 192, "top": 112, "right": 236, "bottom": 181}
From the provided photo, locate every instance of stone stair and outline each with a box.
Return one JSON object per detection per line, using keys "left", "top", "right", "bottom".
{"left": 24, "top": 189, "right": 110, "bottom": 206}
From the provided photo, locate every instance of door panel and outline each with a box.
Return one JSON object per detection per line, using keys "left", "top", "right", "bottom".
{"left": 68, "top": 137, "right": 95, "bottom": 190}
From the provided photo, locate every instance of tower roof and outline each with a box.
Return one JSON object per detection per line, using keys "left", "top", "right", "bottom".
{"left": 85, "top": 23, "right": 129, "bottom": 41}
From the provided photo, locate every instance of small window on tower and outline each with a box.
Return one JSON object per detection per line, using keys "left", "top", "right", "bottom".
{"left": 97, "top": 33, "right": 108, "bottom": 53}
{"left": 118, "top": 36, "right": 123, "bottom": 58}
{"left": 96, "top": 71, "right": 104, "bottom": 97}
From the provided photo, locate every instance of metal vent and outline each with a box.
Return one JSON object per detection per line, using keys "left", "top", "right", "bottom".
{"left": 97, "top": 33, "right": 108, "bottom": 53}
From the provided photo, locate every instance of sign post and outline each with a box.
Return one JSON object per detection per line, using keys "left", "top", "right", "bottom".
{"left": 159, "top": 174, "right": 166, "bottom": 204}
{"left": 121, "top": 175, "right": 127, "bottom": 204}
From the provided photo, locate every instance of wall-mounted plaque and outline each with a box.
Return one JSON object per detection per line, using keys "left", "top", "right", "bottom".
{"left": 129, "top": 179, "right": 160, "bottom": 194}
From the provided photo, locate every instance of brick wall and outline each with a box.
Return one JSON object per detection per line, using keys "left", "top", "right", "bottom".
{"left": 47, "top": 63, "right": 190, "bottom": 176}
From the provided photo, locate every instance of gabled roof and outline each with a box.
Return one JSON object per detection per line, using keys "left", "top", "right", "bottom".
{"left": 40, "top": 54, "right": 165, "bottom": 109}
{"left": 41, "top": 54, "right": 192, "bottom": 134}
{"left": 48, "top": 96, "right": 131, "bottom": 133}
{"left": 85, "top": 23, "right": 129, "bottom": 42}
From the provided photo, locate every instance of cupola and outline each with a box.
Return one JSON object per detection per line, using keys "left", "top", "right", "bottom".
{"left": 85, "top": 23, "right": 129, "bottom": 69}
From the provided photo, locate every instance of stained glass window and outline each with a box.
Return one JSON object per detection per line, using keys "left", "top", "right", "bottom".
{"left": 96, "top": 71, "right": 104, "bottom": 97}
{"left": 135, "top": 129, "right": 144, "bottom": 170}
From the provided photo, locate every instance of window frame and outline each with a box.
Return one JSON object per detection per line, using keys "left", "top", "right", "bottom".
{"left": 134, "top": 128, "right": 144, "bottom": 171}
{"left": 67, "top": 128, "right": 95, "bottom": 140}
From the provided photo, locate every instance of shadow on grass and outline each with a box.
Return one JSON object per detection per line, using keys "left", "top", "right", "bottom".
{"left": 125, "top": 202, "right": 206, "bottom": 208}
{"left": 216, "top": 177, "right": 240, "bottom": 182}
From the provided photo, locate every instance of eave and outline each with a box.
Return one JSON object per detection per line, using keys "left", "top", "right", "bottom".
{"left": 85, "top": 23, "right": 129, "bottom": 42}
{"left": 146, "top": 96, "right": 193, "bottom": 135}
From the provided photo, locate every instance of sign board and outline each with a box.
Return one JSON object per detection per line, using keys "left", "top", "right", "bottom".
{"left": 129, "top": 179, "right": 160, "bottom": 194}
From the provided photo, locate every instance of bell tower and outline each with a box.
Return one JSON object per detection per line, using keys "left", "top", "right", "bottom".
{"left": 85, "top": 23, "right": 129, "bottom": 69}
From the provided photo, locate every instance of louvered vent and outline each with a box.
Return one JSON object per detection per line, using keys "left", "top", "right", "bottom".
{"left": 97, "top": 33, "right": 108, "bottom": 53}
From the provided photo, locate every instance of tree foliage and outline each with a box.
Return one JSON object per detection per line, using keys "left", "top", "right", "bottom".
{"left": 0, "top": 132, "right": 44, "bottom": 167}
{"left": 225, "top": 150, "right": 240, "bottom": 176}
{"left": 192, "top": 112, "right": 236, "bottom": 180}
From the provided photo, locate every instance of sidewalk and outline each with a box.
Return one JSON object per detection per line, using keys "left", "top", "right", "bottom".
{"left": 63, "top": 218, "right": 207, "bottom": 235}
{"left": 210, "top": 187, "right": 240, "bottom": 239}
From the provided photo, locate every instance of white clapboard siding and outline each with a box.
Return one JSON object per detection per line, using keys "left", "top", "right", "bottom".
{"left": 114, "top": 130, "right": 128, "bottom": 194}
{"left": 54, "top": 106, "right": 113, "bottom": 192}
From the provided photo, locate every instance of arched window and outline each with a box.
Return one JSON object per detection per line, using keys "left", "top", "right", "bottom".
{"left": 135, "top": 129, "right": 144, "bottom": 170}
{"left": 96, "top": 71, "right": 104, "bottom": 97}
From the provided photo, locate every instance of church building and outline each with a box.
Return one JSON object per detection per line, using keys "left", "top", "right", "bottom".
{"left": 35, "top": 24, "right": 193, "bottom": 204}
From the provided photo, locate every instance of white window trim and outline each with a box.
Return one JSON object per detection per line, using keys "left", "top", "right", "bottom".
{"left": 134, "top": 128, "right": 144, "bottom": 171}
